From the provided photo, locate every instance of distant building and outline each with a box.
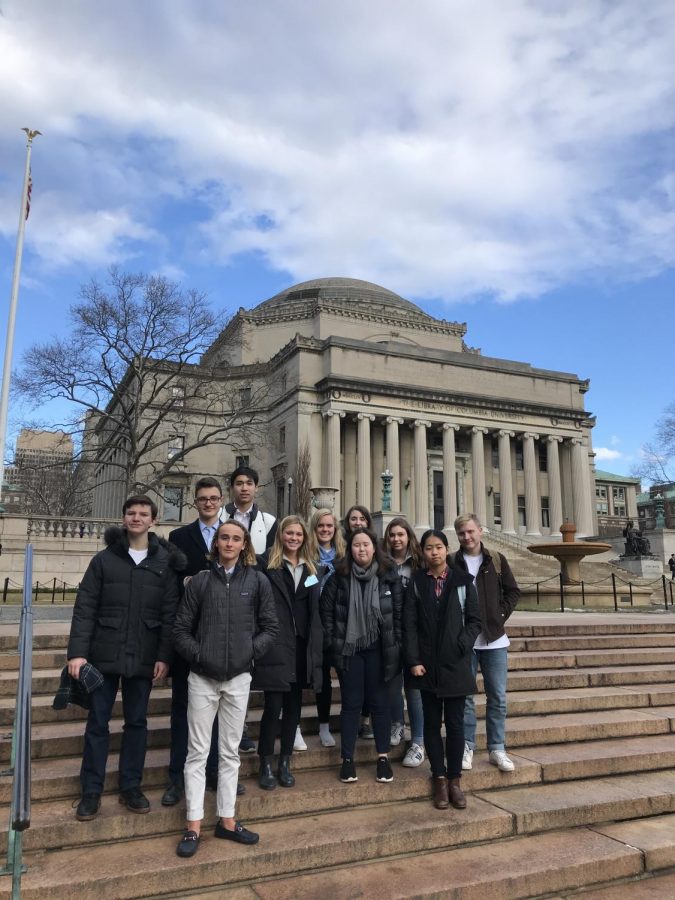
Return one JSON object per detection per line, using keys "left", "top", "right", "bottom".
{"left": 594, "top": 470, "right": 641, "bottom": 536}
{"left": 86, "top": 278, "right": 600, "bottom": 534}
{"left": 637, "top": 483, "right": 675, "bottom": 530}
{"left": 1, "top": 429, "right": 77, "bottom": 516}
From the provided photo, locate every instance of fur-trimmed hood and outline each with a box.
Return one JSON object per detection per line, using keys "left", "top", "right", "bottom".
{"left": 104, "top": 526, "right": 187, "bottom": 572}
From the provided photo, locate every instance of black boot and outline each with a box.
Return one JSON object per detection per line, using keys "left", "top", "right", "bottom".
{"left": 277, "top": 754, "right": 296, "bottom": 788}
{"left": 258, "top": 755, "right": 277, "bottom": 790}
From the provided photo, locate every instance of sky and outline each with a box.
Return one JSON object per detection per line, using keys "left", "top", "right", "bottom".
{"left": 1, "top": 0, "right": 674, "bottom": 480}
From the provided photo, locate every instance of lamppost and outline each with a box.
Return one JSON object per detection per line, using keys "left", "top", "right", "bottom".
{"left": 380, "top": 469, "right": 393, "bottom": 512}
{"left": 287, "top": 477, "right": 293, "bottom": 516}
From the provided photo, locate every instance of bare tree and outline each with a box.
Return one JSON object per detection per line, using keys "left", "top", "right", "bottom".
{"left": 293, "top": 440, "right": 312, "bottom": 521}
{"left": 16, "top": 268, "right": 269, "bottom": 505}
{"left": 633, "top": 401, "right": 675, "bottom": 486}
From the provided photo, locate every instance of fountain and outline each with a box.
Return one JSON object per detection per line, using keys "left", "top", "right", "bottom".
{"left": 528, "top": 522, "right": 611, "bottom": 585}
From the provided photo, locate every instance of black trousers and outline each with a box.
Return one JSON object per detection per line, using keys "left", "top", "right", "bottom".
{"left": 338, "top": 644, "right": 390, "bottom": 759}
{"left": 169, "top": 657, "right": 218, "bottom": 784}
{"left": 258, "top": 682, "right": 303, "bottom": 756}
{"left": 421, "top": 691, "right": 466, "bottom": 779}
{"left": 80, "top": 673, "right": 152, "bottom": 794}
{"left": 315, "top": 657, "right": 333, "bottom": 723}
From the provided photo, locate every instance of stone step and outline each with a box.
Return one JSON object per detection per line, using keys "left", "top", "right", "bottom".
{"left": 570, "top": 871, "right": 675, "bottom": 899}
{"left": 0, "top": 649, "right": 66, "bottom": 671}
{"left": 0, "top": 795, "right": 516, "bottom": 899}
{"left": 245, "top": 828, "right": 643, "bottom": 900}
{"left": 520, "top": 633, "right": 675, "bottom": 651}
{"left": 503, "top": 662, "right": 675, "bottom": 691}
{"left": 508, "top": 647, "right": 675, "bottom": 669}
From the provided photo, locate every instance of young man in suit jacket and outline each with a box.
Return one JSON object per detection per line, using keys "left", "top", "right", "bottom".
{"left": 162, "top": 477, "right": 232, "bottom": 806}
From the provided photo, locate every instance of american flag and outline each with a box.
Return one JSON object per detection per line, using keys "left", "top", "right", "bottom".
{"left": 25, "top": 169, "right": 32, "bottom": 220}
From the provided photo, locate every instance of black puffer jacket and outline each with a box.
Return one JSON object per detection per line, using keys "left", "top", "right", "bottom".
{"left": 403, "top": 567, "right": 481, "bottom": 698}
{"left": 67, "top": 527, "right": 185, "bottom": 679}
{"left": 452, "top": 545, "right": 520, "bottom": 643}
{"left": 320, "top": 567, "right": 402, "bottom": 681}
{"left": 173, "top": 564, "right": 278, "bottom": 681}
{"left": 252, "top": 561, "right": 325, "bottom": 693}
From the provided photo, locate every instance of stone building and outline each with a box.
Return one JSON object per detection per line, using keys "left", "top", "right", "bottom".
{"left": 593, "top": 470, "right": 640, "bottom": 536}
{"left": 89, "top": 277, "right": 598, "bottom": 536}
{"left": 0, "top": 429, "right": 75, "bottom": 515}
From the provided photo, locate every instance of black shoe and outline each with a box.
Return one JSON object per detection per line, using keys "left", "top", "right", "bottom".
{"left": 75, "top": 793, "right": 101, "bottom": 821}
{"left": 214, "top": 820, "right": 259, "bottom": 845}
{"left": 237, "top": 781, "right": 246, "bottom": 796}
{"left": 176, "top": 830, "right": 200, "bottom": 858}
{"left": 376, "top": 756, "right": 394, "bottom": 783}
{"left": 205, "top": 770, "right": 218, "bottom": 791}
{"left": 161, "top": 781, "right": 184, "bottom": 807}
{"left": 119, "top": 786, "right": 150, "bottom": 813}
{"left": 239, "top": 735, "right": 256, "bottom": 754}
{"left": 277, "top": 754, "right": 295, "bottom": 788}
{"left": 339, "top": 758, "right": 358, "bottom": 783}
{"left": 259, "top": 756, "right": 277, "bottom": 790}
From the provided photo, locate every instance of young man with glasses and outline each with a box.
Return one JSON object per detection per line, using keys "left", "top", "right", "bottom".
{"left": 162, "top": 478, "right": 250, "bottom": 804}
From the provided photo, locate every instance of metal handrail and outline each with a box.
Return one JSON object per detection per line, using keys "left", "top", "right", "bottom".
{"left": 1, "top": 543, "right": 34, "bottom": 896}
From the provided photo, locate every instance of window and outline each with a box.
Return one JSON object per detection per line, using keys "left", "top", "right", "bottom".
{"left": 517, "top": 494, "right": 526, "bottom": 527}
{"left": 493, "top": 492, "right": 501, "bottom": 525}
{"left": 276, "top": 481, "right": 285, "bottom": 519}
{"left": 596, "top": 501, "right": 609, "bottom": 515}
{"left": 491, "top": 439, "right": 499, "bottom": 468}
{"left": 280, "top": 374, "right": 288, "bottom": 393}
{"left": 235, "top": 455, "right": 249, "bottom": 468}
{"left": 515, "top": 440, "right": 524, "bottom": 471}
{"left": 239, "top": 386, "right": 252, "bottom": 405}
{"left": 612, "top": 487, "right": 625, "bottom": 501}
{"left": 541, "top": 496, "right": 550, "bottom": 528}
{"left": 279, "top": 426, "right": 286, "bottom": 451}
{"left": 171, "top": 385, "right": 185, "bottom": 407}
{"left": 167, "top": 435, "right": 184, "bottom": 460}
{"left": 538, "top": 442, "right": 547, "bottom": 472}
{"left": 614, "top": 503, "right": 626, "bottom": 518}
{"left": 596, "top": 485, "right": 607, "bottom": 499}
{"left": 164, "top": 486, "right": 184, "bottom": 521}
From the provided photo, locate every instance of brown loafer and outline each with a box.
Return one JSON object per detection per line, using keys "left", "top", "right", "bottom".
{"left": 432, "top": 775, "right": 449, "bottom": 809}
{"left": 449, "top": 778, "right": 466, "bottom": 809}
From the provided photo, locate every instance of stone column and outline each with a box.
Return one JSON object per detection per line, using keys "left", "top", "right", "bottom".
{"left": 323, "top": 411, "right": 344, "bottom": 509}
{"left": 343, "top": 421, "right": 357, "bottom": 512}
{"left": 570, "top": 437, "right": 594, "bottom": 537}
{"left": 570, "top": 438, "right": 593, "bottom": 537}
{"left": 470, "top": 426, "right": 488, "bottom": 524}
{"left": 546, "top": 435, "right": 563, "bottom": 535}
{"left": 371, "top": 423, "right": 385, "bottom": 510}
{"left": 442, "top": 423, "right": 459, "bottom": 529}
{"left": 498, "top": 430, "right": 516, "bottom": 534}
{"left": 413, "top": 420, "right": 431, "bottom": 529}
{"left": 357, "top": 413, "right": 374, "bottom": 507}
{"left": 386, "top": 417, "right": 403, "bottom": 511}
{"left": 523, "top": 432, "right": 541, "bottom": 536}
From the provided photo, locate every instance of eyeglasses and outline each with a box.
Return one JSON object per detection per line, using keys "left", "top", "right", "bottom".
{"left": 196, "top": 496, "right": 222, "bottom": 505}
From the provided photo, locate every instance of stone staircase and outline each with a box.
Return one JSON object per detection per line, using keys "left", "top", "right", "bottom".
{"left": 5, "top": 616, "right": 675, "bottom": 897}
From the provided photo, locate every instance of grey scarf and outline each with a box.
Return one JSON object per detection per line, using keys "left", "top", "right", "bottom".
{"left": 343, "top": 561, "right": 382, "bottom": 657}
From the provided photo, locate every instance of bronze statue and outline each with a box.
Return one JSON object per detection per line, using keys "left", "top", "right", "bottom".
{"left": 623, "top": 520, "right": 651, "bottom": 556}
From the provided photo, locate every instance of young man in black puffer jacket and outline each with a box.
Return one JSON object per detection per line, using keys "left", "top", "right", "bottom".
{"left": 67, "top": 495, "right": 185, "bottom": 821}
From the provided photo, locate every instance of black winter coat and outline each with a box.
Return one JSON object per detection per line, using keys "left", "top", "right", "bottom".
{"left": 452, "top": 545, "right": 520, "bottom": 643}
{"left": 67, "top": 527, "right": 185, "bottom": 679}
{"left": 173, "top": 564, "right": 278, "bottom": 681}
{"left": 403, "top": 567, "right": 481, "bottom": 698}
{"left": 252, "top": 561, "right": 325, "bottom": 693}
{"left": 320, "top": 567, "right": 402, "bottom": 681}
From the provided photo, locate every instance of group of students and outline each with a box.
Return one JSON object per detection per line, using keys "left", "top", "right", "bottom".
{"left": 65, "top": 468, "right": 520, "bottom": 860}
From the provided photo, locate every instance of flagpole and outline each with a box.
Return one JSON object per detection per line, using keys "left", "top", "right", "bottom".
{"left": 0, "top": 128, "right": 41, "bottom": 501}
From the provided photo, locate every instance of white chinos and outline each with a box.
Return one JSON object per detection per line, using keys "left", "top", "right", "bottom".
{"left": 184, "top": 670, "right": 251, "bottom": 820}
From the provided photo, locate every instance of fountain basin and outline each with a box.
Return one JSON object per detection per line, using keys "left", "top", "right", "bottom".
{"left": 528, "top": 521, "right": 611, "bottom": 585}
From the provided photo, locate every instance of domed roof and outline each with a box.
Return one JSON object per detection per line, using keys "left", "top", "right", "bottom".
{"left": 253, "top": 277, "right": 428, "bottom": 316}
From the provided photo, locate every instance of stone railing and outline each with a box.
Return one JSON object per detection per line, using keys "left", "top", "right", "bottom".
{"left": 26, "top": 516, "right": 120, "bottom": 540}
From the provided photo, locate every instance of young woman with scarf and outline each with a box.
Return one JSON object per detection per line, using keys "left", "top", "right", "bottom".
{"left": 320, "top": 527, "right": 403, "bottom": 784}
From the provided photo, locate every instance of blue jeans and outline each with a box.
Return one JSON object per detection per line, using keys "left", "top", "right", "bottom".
{"left": 463, "top": 647, "right": 508, "bottom": 752}
{"left": 388, "top": 672, "right": 424, "bottom": 745}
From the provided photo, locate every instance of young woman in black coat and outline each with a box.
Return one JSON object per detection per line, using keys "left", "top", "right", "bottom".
{"left": 320, "top": 527, "right": 402, "bottom": 784}
{"left": 403, "top": 529, "right": 481, "bottom": 811}
{"left": 254, "top": 515, "right": 325, "bottom": 790}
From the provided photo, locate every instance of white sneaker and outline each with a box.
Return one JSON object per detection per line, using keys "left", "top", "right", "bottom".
{"left": 402, "top": 743, "right": 425, "bottom": 767}
{"left": 390, "top": 723, "right": 405, "bottom": 746}
{"left": 293, "top": 727, "right": 308, "bottom": 752}
{"left": 462, "top": 744, "right": 474, "bottom": 771}
{"left": 489, "top": 750, "right": 514, "bottom": 772}
{"left": 320, "top": 729, "right": 336, "bottom": 748}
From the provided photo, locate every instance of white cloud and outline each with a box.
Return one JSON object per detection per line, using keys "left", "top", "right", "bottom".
{"left": 1, "top": 0, "right": 674, "bottom": 299}
{"left": 595, "top": 447, "right": 623, "bottom": 462}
